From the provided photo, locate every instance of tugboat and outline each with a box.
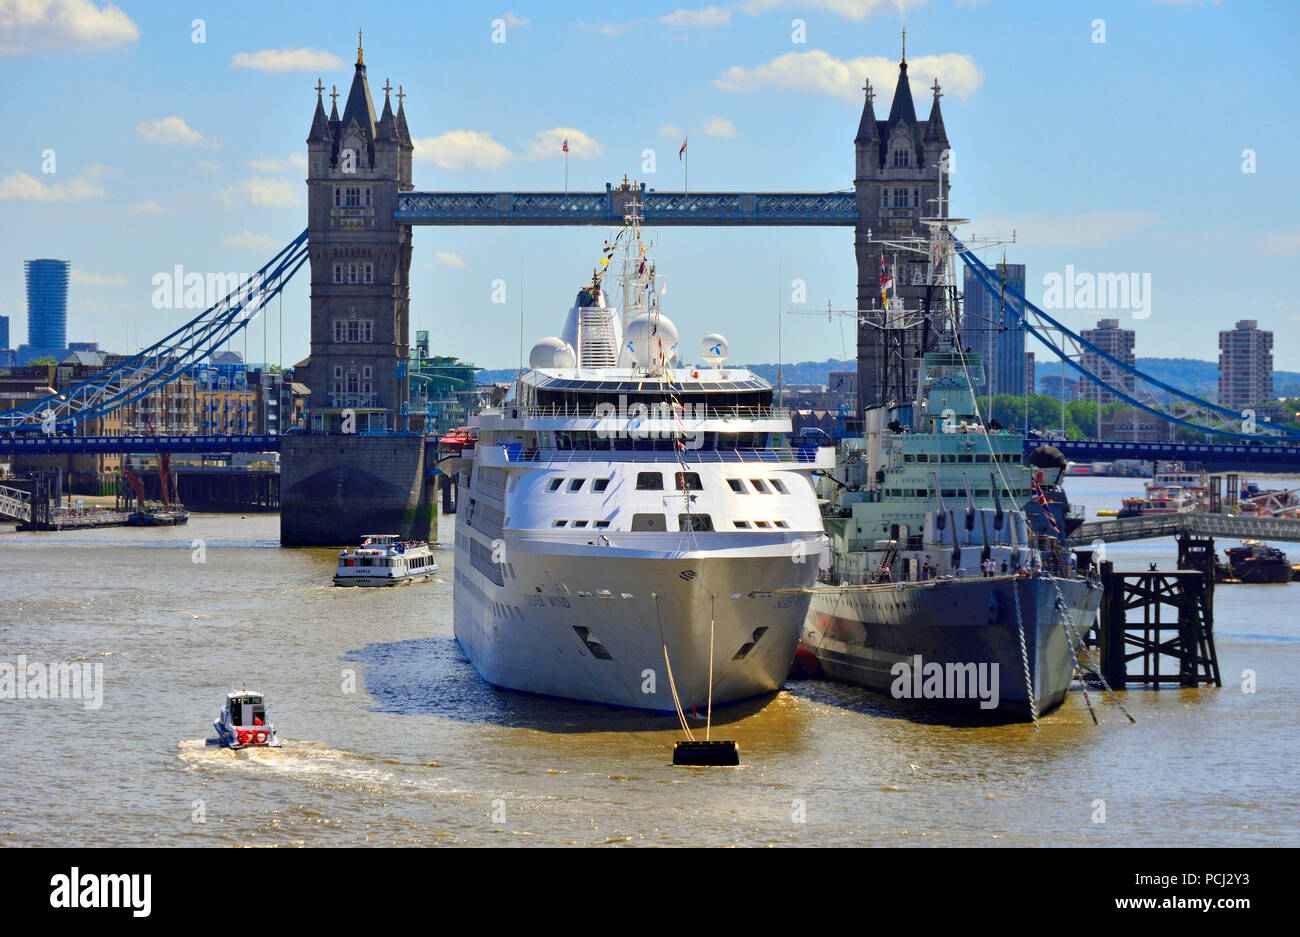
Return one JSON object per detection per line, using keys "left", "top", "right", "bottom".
{"left": 1217, "top": 540, "right": 1291, "bottom": 584}
{"left": 213, "top": 690, "right": 281, "bottom": 749}
{"left": 334, "top": 534, "right": 438, "bottom": 586}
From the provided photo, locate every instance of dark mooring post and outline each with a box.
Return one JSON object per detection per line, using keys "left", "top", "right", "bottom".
{"left": 1097, "top": 561, "right": 1127, "bottom": 690}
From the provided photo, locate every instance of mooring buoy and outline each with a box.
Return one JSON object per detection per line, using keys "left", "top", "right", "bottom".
{"left": 673, "top": 739, "right": 740, "bottom": 767}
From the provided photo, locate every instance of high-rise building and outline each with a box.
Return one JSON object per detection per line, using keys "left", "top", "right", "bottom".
{"left": 853, "top": 44, "right": 951, "bottom": 414}
{"left": 961, "top": 262, "right": 1026, "bottom": 397}
{"left": 1024, "top": 352, "right": 1036, "bottom": 397}
{"left": 1079, "top": 318, "right": 1136, "bottom": 404}
{"left": 24, "top": 259, "right": 70, "bottom": 361}
{"left": 1218, "top": 319, "right": 1273, "bottom": 410}
{"left": 0, "top": 314, "right": 9, "bottom": 350}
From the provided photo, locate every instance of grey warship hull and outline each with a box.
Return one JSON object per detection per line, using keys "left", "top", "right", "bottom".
{"left": 802, "top": 573, "right": 1102, "bottom": 718}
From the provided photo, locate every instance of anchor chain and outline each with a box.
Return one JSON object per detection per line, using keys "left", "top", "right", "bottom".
{"left": 1011, "top": 576, "right": 1039, "bottom": 729}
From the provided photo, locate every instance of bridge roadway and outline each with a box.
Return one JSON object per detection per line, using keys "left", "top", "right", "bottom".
{"left": 1070, "top": 512, "right": 1300, "bottom": 545}
{"left": 395, "top": 189, "right": 858, "bottom": 226}
{"left": 1028, "top": 437, "right": 1300, "bottom": 468}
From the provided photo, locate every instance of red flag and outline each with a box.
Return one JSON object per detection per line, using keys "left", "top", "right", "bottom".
{"left": 562, "top": 138, "right": 569, "bottom": 153}
{"left": 879, "top": 255, "right": 893, "bottom": 293}
{"left": 679, "top": 139, "right": 687, "bottom": 159}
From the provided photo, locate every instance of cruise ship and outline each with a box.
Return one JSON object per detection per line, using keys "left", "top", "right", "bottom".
{"left": 451, "top": 208, "right": 833, "bottom": 711}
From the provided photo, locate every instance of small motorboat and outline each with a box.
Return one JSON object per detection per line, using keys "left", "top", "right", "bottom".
{"left": 213, "top": 690, "right": 281, "bottom": 749}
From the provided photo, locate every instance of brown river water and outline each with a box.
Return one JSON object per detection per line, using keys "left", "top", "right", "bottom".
{"left": 1, "top": 476, "right": 1297, "bottom": 846}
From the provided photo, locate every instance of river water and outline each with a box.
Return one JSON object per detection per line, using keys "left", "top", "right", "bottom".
{"left": 1, "top": 476, "right": 1297, "bottom": 847}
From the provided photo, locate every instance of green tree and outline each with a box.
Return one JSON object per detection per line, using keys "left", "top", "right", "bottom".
{"left": 25, "top": 355, "right": 57, "bottom": 366}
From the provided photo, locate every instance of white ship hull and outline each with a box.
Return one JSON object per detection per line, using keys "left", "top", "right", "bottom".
{"left": 453, "top": 531, "right": 821, "bottom": 710}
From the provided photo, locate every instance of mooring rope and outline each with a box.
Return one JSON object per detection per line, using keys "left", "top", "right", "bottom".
{"left": 654, "top": 593, "right": 694, "bottom": 741}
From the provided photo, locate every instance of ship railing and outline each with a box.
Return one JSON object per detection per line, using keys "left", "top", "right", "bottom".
{"left": 492, "top": 445, "right": 834, "bottom": 466}
{"left": 499, "top": 404, "right": 792, "bottom": 421}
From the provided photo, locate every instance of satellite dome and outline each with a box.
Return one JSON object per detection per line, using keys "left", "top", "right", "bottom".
{"left": 620, "top": 314, "right": 678, "bottom": 369}
{"left": 529, "top": 337, "right": 576, "bottom": 370}
{"left": 700, "top": 334, "right": 728, "bottom": 367}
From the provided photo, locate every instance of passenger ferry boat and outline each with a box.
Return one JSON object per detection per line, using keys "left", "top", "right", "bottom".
{"left": 799, "top": 219, "right": 1102, "bottom": 720}
{"left": 213, "top": 690, "right": 281, "bottom": 749}
{"left": 334, "top": 534, "right": 438, "bottom": 586}
{"left": 452, "top": 201, "right": 833, "bottom": 711}
{"left": 1118, "top": 462, "right": 1210, "bottom": 518}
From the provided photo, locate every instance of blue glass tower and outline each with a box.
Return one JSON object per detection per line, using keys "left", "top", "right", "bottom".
{"left": 25, "top": 258, "right": 70, "bottom": 361}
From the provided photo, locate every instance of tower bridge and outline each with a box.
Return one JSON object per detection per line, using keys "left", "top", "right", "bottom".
{"left": 2, "top": 36, "right": 1296, "bottom": 545}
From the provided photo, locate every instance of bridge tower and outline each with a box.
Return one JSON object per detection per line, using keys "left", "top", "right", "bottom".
{"left": 282, "top": 36, "right": 432, "bottom": 546}
{"left": 304, "top": 33, "right": 414, "bottom": 432}
{"left": 853, "top": 42, "right": 951, "bottom": 415}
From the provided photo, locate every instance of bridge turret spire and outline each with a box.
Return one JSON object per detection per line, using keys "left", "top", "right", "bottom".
{"left": 341, "top": 44, "right": 378, "bottom": 139}
{"left": 307, "top": 77, "right": 331, "bottom": 143}
{"left": 924, "top": 77, "right": 949, "bottom": 149}
{"left": 855, "top": 77, "right": 880, "bottom": 147}
{"left": 376, "top": 79, "right": 397, "bottom": 143}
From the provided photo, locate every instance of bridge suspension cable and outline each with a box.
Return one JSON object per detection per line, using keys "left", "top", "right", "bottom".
{"left": 955, "top": 239, "right": 1300, "bottom": 440}
{"left": 0, "top": 231, "right": 309, "bottom": 431}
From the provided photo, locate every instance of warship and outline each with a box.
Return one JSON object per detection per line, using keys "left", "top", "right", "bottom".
{"left": 797, "top": 221, "right": 1102, "bottom": 720}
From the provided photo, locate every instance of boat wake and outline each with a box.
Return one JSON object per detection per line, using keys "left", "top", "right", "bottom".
{"left": 175, "top": 738, "right": 455, "bottom": 795}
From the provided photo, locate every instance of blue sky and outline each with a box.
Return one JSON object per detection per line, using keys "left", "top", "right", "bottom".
{"left": 1, "top": 0, "right": 1297, "bottom": 373}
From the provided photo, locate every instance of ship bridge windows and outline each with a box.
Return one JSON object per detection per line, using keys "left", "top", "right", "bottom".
{"left": 636, "top": 472, "right": 664, "bottom": 491}
{"left": 750, "top": 479, "right": 772, "bottom": 493}
{"left": 733, "top": 520, "right": 750, "bottom": 528}
{"left": 727, "top": 479, "right": 745, "bottom": 493}
{"left": 974, "top": 454, "right": 990, "bottom": 463}
{"left": 957, "top": 454, "right": 973, "bottom": 463}
{"left": 568, "top": 478, "right": 586, "bottom": 492}
{"left": 770, "top": 479, "right": 789, "bottom": 494}
{"left": 675, "top": 472, "right": 703, "bottom": 491}
{"left": 592, "top": 478, "right": 610, "bottom": 492}
{"left": 679, "top": 513, "right": 714, "bottom": 532}
{"left": 548, "top": 478, "right": 563, "bottom": 492}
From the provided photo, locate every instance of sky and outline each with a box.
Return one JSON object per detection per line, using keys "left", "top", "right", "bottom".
{"left": 1, "top": 0, "right": 1297, "bottom": 374}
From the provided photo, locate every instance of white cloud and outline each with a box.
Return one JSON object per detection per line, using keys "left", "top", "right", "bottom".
{"left": 500, "top": 12, "right": 528, "bottom": 27}
{"left": 699, "top": 117, "right": 737, "bottom": 138}
{"left": 660, "top": 6, "right": 731, "bottom": 27}
{"left": 230, "top": 47, "right": 345, "bottom": 72}
{"left": 218, "top": 177, "right": 300, "bottom": 207}
{"left": 0, "top": 0, "right": 139, "bottom": 56}
{"left": 127, "top": 199, "right": 161, "bottom": 213}
{"left": 247, "top": 153, "right": 308, "bottom": 172}
{"left": 522, "top": 128, "right": 602, "bottom": 160}
{"left": 737, "top": 0, "right": 926, "bottom": 20}
{"left": 222, "top": 230, "right": 280, "bottom": 250}
{"left": 577, "top": 17, "right": 643, "bottom": 37}
{"left": 713, "top": 49, "right": 983, "bottom": 103}
{"left": 138, "top": 116, "right": 218, "bottom": 147}
{"left": 977, "top": 210, "right": 1159, "bottom": 249}
{"left": 71, "top": 269, "right": 127, "bottom": 286}
{"left": 412, "top": 130, "right": 512, "bottom": 170}
{"left": 434, "top": 252, "right": 467, "bottom": 268}
{"left": 0, "top": 169, "right": 106, "bottom": 201}
{"left": 1255, "top": 229, "right": 1300, "bottom": 258}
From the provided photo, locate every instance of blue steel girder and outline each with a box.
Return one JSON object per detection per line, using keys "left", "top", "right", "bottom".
{"left": 395, "top": 189, "right": 858, "bottom": 226}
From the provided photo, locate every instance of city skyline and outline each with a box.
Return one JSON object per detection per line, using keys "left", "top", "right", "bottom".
{"left": 1, "top": 1, "right": 1297, "bottom": 374}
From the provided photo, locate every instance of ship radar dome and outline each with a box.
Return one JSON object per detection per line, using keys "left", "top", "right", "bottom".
{"left": 700, "top": 334, "right": 728, "bottom": 367}
{"left": 529, "top": 337, "right": 576, "bottom": 369}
